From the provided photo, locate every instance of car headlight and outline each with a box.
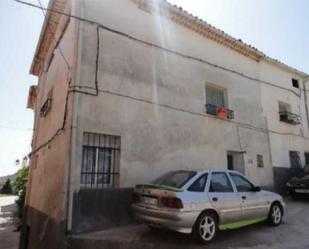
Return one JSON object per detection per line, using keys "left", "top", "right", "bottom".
{"left": 286, "top": 182, "right": 292, "bottom": 187}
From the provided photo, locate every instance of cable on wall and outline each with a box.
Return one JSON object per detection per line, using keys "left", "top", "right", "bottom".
{"left": 13, "top": 0, "right": 309, "bottom": 156}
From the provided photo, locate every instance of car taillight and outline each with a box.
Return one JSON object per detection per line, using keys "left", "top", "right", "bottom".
{"left": 160, "top": 197, "right": 183, "bottom": 209}
{"left": 132, "top": 192, "right": 141, "bottom": 203}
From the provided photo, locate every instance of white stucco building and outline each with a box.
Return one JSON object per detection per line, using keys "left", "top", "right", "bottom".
{"left": 24, "top": 0, "right": 309, "bottom": 248}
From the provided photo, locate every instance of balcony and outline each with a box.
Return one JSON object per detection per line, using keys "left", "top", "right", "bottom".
{"left": 205, "top": 104, "right": 234, "bottom": 120}
{"left": 279, "top": 111, "right": 301, "bottom": 125}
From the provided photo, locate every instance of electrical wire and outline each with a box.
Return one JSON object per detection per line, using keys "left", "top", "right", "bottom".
{"left": 13, "top": 0, "right": 309, "bottom": 156}
{"left": 13, "top": 0, "right": 305, "bottom": 97}
{"left": 29, "top": 0, "right": 99, "bottom": 156}
{"left": 0, "top": 125, "right": 33, "bottom": 131}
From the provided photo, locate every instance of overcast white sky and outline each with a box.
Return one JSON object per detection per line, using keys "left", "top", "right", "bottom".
{"left": 0, "top": 0, "right": 308, "bottom": 176}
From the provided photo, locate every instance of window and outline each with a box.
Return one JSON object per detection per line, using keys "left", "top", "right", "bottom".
{"left": 230, "top": 173, "right": 254, "bottom": 192}
{"left": 188, "top": 174, "right": 208, "bottom": 192}
{"left": 289, "top": 151, "right": 301, "bottom": 170}
{"left": 209, "top": 172, "right": 233, "bottom": 192}
{"left": 257, "top": 154, "right": 264, "bottom": 168}
{"left": 278, "top": 101, "right": 290, "bottom": 113}
{"left": 152, "top": 170, "right": 196, "bottom": 189}
{"left": 81, "top": 132, "right": 120, "bottom": 188}
{"left": 206, "top": 85, "right": 225, "bottom": 108}
{"left": 292, "top": 79, "right": 299, "bottom": 89}
{"left": 40, "top": 87, "right": 53, "bottom": 117}
{"left": 278, "top": 101, "right": 301, "bottom": 125}
{"left": 205, "top": 85, "right": 234, "bottom": 119}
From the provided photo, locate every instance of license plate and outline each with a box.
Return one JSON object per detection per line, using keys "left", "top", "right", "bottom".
{"left": 295, "top": 189, "right": 309, "bottom": 193}
{"left": 142, "top": 196, "right": 158, "bottom": 205}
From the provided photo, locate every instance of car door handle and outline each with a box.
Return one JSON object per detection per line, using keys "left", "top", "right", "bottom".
{"left": 242, "top": 196, "right": 247, "bottom": 200}
{"left": 212, "top": 197, "right": 218, "bottom": 202}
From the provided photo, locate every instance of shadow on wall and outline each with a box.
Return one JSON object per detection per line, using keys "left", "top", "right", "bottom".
{"left": 273, "top": 167, "right": 292, "bottom": 195}
{"left": 19, "top": 206, "right": 66, "bottom": 249}
{"left": 72, "top": 188, "right": 135, "bottom": 234}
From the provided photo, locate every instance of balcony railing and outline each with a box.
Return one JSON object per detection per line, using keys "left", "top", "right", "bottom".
{"left": 205, "top": 104, "right": 234, "bottom": 119}
{"left": 279, "top": 111, "right": 301, "bottom": 125}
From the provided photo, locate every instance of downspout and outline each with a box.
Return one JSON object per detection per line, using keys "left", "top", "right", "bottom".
{"left": 303, "top": 76, "right": 309, "bottom": 134}
{"left": 66, "top": 0, "right": 83, "bottom": 232}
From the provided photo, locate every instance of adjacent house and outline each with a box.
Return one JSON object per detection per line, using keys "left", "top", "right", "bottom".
{"left": 23, "top": 0, "right": 309, "bottom": 248}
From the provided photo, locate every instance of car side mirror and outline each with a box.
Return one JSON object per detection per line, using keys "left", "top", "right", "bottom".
{"left": 252, "top": 186, "right": 261, "bottom": 192}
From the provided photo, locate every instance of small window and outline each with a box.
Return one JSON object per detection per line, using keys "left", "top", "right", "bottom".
{"left": 278, "top": 101, "right": 290, "bottom": 113}
{"left": 206, "top": 85, "right": 225, "bottom": 108}
{"left": 209, "top": 172, "right": 233, "bottom": 193}
{"left": 230, "top": 173, "right": 254, "bottom": 192}
{"left": 40, "top": 88, "right": 53, "bottom": 117}
{"left": 257, "top": 154, "right": 264, "bottom": 168}
{"left": 292, "top": 79, "right": 299, "bottom": 88}
{"left": 81, "top": 133, "right": 120, "bottom": 188}
{"left": 188, "top": 174, "right": 208, "bottom": 192}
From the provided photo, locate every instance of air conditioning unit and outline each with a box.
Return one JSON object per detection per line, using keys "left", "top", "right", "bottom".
{"left": 279, "top": 112, "right": 301, "bottom": 125}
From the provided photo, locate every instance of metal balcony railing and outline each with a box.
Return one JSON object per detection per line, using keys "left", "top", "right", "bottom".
{"left": 279, "top": 111, "right": 301, "bottom": 125}
{"left": 205, "top": 104, "right": 234, "bottom": 120}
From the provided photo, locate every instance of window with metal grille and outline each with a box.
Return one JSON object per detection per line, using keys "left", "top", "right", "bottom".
{"left": 81, "top": 132, "right": 120, "bottom": 188}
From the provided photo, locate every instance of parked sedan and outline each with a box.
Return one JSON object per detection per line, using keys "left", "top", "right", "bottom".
{"left": 286, "top": 165, "right": 309, "bottom": 199}
{"left": 132, "top": 169, "right": 285, "bottom": 243}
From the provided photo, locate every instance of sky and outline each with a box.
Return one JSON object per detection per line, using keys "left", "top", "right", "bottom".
{"left": 0, "top": 0, "right": 308, "bottom": 176}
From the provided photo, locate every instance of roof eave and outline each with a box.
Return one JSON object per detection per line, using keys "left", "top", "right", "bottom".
{"left": 30, "top": 0, "right": 55, "bottom": 76}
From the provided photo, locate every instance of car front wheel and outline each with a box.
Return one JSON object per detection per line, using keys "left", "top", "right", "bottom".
{"left": 268, "top": 203, "right": 283, "bottom": 226}
{"left": 193, "top": 212, "right": 218, "bottom": 244}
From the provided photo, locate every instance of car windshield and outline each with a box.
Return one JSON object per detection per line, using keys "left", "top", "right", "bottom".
{"left": 152, "top": 170, "right": 197, "bottom": 188}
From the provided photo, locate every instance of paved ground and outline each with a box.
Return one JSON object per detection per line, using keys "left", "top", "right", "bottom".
{"left": 70, "top": 198, "right": 309, "bottom": 249}
{"left": 0, "top": 195, "right": 19, "bottom": 249}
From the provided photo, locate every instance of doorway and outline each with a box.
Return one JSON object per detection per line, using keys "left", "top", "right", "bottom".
{"left": 227, "top": 151, "right": 245, "bottom": 174}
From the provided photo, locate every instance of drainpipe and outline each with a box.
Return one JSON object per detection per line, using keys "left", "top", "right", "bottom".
{"left": 303, "top": 76, "right": 309, "bottom": 134}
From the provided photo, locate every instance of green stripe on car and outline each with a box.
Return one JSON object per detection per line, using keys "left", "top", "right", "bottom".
{"left": 136, "top": 184, "right": 184, "bottom": 192}
{"left": 219, "top": 217, "right": 268, "bottom": 230}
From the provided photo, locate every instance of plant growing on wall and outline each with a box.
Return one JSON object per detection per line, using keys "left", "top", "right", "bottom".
{"left": 12, "top": 166, "right": 29, "bottom": 218}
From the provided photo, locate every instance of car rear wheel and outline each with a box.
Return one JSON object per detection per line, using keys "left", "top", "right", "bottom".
{"left": 268, "top": 203, "right": 282, "bottom": 226}
{"left": 193, "top": 212, "right": 217, "bottom": 244}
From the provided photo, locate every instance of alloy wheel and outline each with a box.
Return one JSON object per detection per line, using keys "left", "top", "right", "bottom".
{"left": 199, "top": 216, "right": 216, "bottom": 241}
{"left": 272, "top": 205, "right": 282, "bottom": 224}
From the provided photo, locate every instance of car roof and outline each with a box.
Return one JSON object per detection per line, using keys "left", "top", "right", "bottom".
{"left": 193, "top": 169, "right": 242, "bottom": 175}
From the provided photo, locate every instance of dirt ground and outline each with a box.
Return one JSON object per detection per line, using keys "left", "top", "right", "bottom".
{"left": 0, "top": 195, "right": 19, "bottom": 249}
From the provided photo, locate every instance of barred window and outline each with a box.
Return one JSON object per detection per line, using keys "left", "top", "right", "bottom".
{"left": 81, "top": 132, "right": 120, "bottom": 188}
{"left": 257, "top": 154, "right": 264, "bottom": 168}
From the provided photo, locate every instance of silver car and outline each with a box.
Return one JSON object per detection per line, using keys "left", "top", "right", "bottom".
{"left": 132, "top": 169, "right": 285, "bottom": 243}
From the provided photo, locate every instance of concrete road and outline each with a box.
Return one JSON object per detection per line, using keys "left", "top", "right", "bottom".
{"left": 70, "top": 198, "right": 309, "bottom": 249}
{"left": 0, "top": 195, "right": 19, "bottom": 249}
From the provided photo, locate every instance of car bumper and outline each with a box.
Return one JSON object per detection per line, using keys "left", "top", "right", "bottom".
{"left": 287, "top": 186, "right": 309, "bottom": 195}
{"left": 132, "top": 204, "right": 199, "bottom": 234}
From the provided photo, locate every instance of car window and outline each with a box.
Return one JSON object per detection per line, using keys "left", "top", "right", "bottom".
{"left": 152, "top": 170, "right": 197, "bottom": 188}
{"left": 188, "top": 174, "right": 208, "bottom": 192}
{"left": 209, "top": 172, "right": 234, "bottom": 192}
{"left": 230, "top": 173, "right": 254, "bottom": 192}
